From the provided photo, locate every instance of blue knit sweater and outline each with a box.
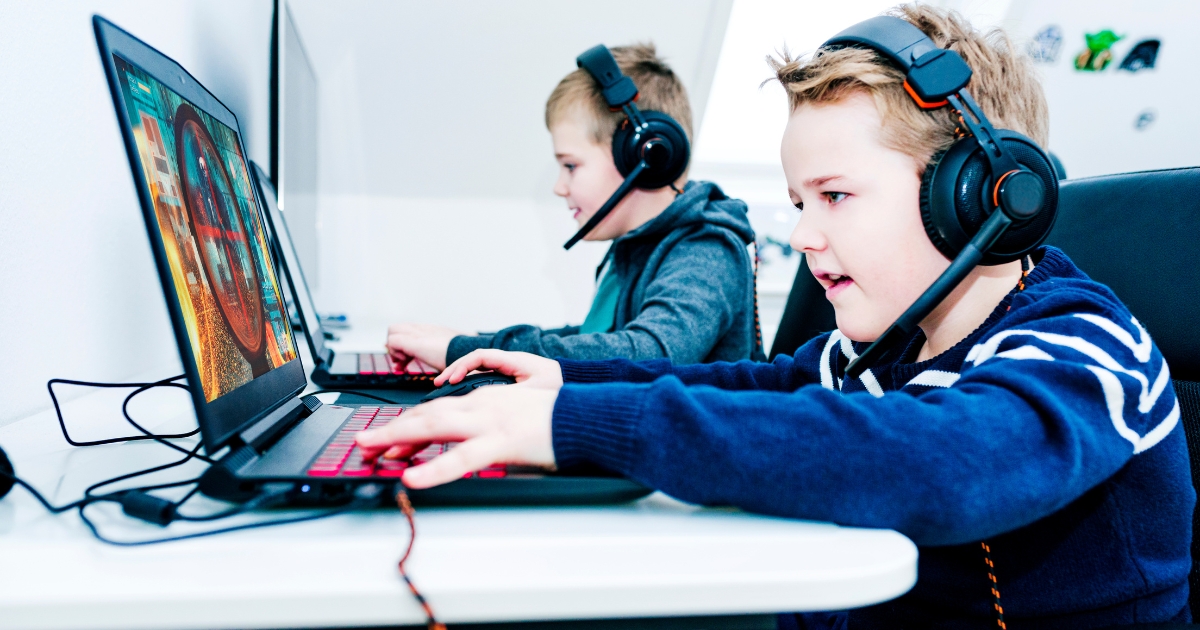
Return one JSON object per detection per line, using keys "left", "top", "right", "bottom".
{"left": 551, "top": 247, "right": 1193, "bottom": 628}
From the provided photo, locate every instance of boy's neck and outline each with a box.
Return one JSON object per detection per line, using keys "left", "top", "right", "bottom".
{"left": 612, "top": 186, "right": 681, "bottom": 237}
{"left": 915, "top": 259, "right": 1024, "bottom": 362}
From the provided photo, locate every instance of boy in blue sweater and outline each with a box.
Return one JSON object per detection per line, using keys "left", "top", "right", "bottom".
{"left": 359, "top": 6, "right": 1193, "bottom": 627}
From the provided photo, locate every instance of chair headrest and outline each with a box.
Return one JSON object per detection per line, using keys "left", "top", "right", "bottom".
{"left": 1047, "top": 167, "right": 1200, "bottom": 381}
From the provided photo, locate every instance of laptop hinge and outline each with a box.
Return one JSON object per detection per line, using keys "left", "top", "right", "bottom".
{"left": 238, "top": 397, "right": 313, "bottom": 452}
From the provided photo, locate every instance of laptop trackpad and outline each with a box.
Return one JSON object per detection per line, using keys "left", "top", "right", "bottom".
{"left": 329, "top": 352, "right": 357, "bottom": 375}
{"left": 246, "top": 405, "right": 353, "bottom": 477}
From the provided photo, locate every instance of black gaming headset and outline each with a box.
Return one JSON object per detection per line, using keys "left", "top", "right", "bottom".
{"left": 823, "top": 16, "right": 1060, "bottom": 378}
{"left": 562, "top": 45, "right": 691, "bottom": 249}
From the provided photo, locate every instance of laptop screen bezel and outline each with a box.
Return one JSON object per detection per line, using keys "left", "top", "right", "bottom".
{"left": 249, "top": 162, "right": 330, "bottom": 365}
{"left": 94, "top": 16, "right": 307, "bottom": 454}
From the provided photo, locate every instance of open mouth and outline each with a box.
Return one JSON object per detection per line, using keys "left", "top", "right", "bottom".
{"left": 814, "top": 269, "right": 855, "bottom": 298}
{"left": 571, "top": 207, "right": 582, "bottom": 219}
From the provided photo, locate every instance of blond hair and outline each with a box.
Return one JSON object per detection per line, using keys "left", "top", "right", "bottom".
{"left": 771, "top": 4, "right": 1048, "bottom": 172}
{"left": 546, "top": 43, "right": 693, "bottom": 146}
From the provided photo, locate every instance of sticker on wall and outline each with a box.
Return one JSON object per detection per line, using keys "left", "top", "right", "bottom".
{"left": 1134, "top": 109, "right": 1157, "bottom": 131}
{"left": 1075, "top": 30, "right": 1123, "bottom": 71}
{"left": 1120, "top": 39, "right": 1161, "bottom": 72}
{"left": 1028, "top": 25, "right": 1063, "bottom": 63}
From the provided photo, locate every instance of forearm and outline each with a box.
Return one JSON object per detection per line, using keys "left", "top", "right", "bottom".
{"left": 452, "top": 323, "right": 680, "bottom": 363}
{"left": 558, "top": 353, "right": 814, "bottom": 391}
{"left": 551, "top": 373, "right": 1133, "bottom": 546}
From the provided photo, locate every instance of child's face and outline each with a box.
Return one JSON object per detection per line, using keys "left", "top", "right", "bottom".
{"left": 550, "top": 107, "right": 628, "bottom": 241}
{"left": 783, "top": 92, "right": 951, "bottom": 342}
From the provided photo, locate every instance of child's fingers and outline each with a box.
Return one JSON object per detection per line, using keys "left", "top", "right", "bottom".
{"left": 380, "top": 442, "right": 427, "bottom": 460}
{"left": 438, "top": 349, "right": 517, "bottom": 385}
{"left": 402, "top": 436, "right": 503, "bottom": 489}
{"left": 356, "top": 401, "right": 478, "bottom": 447}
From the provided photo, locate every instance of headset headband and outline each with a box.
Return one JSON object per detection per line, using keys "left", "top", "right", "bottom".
{"left": 577, "top": 45, "right": 639, "bottom": 109}
{"left": 822, "top": 16, "right": 1023, "bottom": 190}
{"left": 823, "top": 16, "right": 972, "bottom": 104}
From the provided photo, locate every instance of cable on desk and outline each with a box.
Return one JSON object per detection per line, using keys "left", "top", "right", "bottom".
{"left": 395, "top": 484, "right": 445, "bottom": 630}
{"left": 77, "top": 483, "right": 381, "bottom": 547}
{"left": 83, "top": 440, "right": 206, "bottom": 501}
{"left": 0, "top": 464, "right": 195, "bottom": 516}
{"left": 48, "top": 375, "right": 214, "bottom": 463}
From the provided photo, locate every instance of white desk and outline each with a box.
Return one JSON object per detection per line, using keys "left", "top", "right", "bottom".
{"left": 0, "top": 380, "right": 917, "bottom": 629}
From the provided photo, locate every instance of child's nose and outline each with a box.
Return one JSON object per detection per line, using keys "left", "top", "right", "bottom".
{"left": 789, "top": 211, "right": 826, "bottom": 253}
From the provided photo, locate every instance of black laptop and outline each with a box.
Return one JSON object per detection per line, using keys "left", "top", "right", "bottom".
{"left": 248, "top": 162, "right": 436, "bottom": 390}
{"left": 95, "top": 16, "right": 649, "bottom": 506}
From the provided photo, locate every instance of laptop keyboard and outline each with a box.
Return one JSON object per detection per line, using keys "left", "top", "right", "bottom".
{"left": 358, "top": 353, "right": 439, "bottom": 377}
{"left": 306, "top": 406, "right": 508, "bottom": 479}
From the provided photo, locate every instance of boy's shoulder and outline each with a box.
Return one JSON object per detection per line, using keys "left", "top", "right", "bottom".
{"left": 1000, "top": 246, "right": 1134, "bottom": 332}
{"left": 962, "top": 247, "right": 1167, "bottom": 387}
{"left": 621, "top": 180, "right": 754, "bottom": 246}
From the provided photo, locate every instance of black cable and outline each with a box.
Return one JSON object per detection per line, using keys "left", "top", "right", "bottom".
{"left": 47, "top": 374, "right": 214, "bottom": 464}
{"left": 0, "top": 467, "right": 90, "bottom": 514}
{"left": 171, "top": 484, "right": 290, "bottom": 522}
{"left": 83, "top": 441, "right": 206, "bottom": 500}
{"left": 0, "top": 466, "right": 194, "bottom": 515}
{"left": 119, "top": 380, "right": 214, "bottom": 463}
{"left": 78, "top": 488, "right": 380, "bottom": 547}
{"left": 174, "top": 483, "right": 202, "bottom": 506}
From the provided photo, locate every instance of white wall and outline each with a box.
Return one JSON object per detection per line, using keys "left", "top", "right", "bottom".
{"left": 0, "top": 1, "right": 272, "bottom": 428}
{"left": 1005, "top": 0, "right": 1200, "bottom": 178}
{"left": 284, "top": 0, "right": 733, "bottom": 337}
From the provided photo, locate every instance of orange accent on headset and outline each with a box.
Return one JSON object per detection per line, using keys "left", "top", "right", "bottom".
{"left": 992, "top": 169, "right": 1020, "bottom": 208}
{"left": 903, "top": 80, "right": 949, "bottom": 109}
{"left": 609, "top": 92, "right": 640, "bottom": 112}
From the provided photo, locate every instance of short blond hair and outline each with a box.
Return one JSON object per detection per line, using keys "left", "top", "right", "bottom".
{"left": 546, "top": 43, "right": 693, "bottom": 146}
{"left": 771, "top": 4, "right": 1048, "bottom": 173}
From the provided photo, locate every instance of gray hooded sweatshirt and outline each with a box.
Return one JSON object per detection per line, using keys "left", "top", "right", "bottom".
{"left": 446, "top": 180, "right": 761, "bottom": 364}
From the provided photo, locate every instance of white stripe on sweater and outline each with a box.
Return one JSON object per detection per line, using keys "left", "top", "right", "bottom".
{"left": 968, "top": 316, "right": 1175, "bottom": 455}
{"left": 819, "top": 332, "right": 842, "bottom": 391}
{"left": 905, "top": 369, "right": 960, "bottom": 388}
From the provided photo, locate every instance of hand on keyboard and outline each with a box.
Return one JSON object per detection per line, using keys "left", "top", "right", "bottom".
{"left": 385, "top": 322, "right": 464, "bottom": 371}
{"left": 357, "top": 376, "right": 558, "bottom": 489}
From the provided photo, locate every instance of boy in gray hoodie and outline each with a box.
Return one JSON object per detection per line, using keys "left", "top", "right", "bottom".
{"left": 386, "top": 44, "right": 760, "bottom": 369}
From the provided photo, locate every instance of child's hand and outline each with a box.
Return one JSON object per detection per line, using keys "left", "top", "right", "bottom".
{"left": 437, "top": 349, "right": 563, "bottom": 390}
{"left": 356, "top": 383, "right": 559, "bottom": 489}
{"left": 385, "top": 323, "right": 464, "bottom": 371}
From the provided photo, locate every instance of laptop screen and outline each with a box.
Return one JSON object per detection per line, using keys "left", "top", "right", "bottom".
{"left": 251, "top": 163, "right": 328, "bottom": 364}
{"left": 112, "top": 55, "right": 298, "bottom": 403}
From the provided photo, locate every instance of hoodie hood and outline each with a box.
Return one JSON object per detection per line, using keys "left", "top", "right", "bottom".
{"left": 615, "top": 180, "right": 755, "bottom": 247}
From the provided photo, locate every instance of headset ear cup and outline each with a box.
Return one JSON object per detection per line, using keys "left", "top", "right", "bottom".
{"left": 986, "top": 132, "right": 1059, "bottom": 263}
{"left": 610, "top": 110, "right": 690, "bottom": 188}
{"left": 921, "top": 131, "right": 1060, "bottom": 265}
{"left": 611, "top": 119, "right": 638, "bottom": 178}
{"left": 921, "top": 141, "right": 978, "bottom": 260}
{"left": 920, "top": 148, "right": 961, "bottom": 260}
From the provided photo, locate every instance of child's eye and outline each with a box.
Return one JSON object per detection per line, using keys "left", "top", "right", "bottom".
{"left": 824, "top": 192, "right": 848, "bottom": 205}
{"left": 564, "top": 163, "right": 577, "bottom": 173}
{"left": 792, "top": 200, "right": 803, "bottom": 212}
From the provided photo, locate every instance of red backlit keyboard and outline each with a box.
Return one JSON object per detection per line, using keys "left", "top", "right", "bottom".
{"left": 357, "top": 353, "right": 439, "bottom": 376}
{"left": 306, "top": 406, "right": 508, "bottom": 479}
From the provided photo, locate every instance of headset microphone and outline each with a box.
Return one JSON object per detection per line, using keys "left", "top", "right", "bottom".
{"left": 825, "top": 16, "right": 1058, "bottom": 379}
{"left": 563, "top": 45, "right": 690, "bottom": 250}
{"left": 0, "top": 446, "right": 12, "bottom": 500}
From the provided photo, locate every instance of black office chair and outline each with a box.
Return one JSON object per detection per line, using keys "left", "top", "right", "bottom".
{"left": 1047, "top": 166, "right": 1200, "bottom": 624}
{"left": 769, "top": 256, "right": 838, "bottom": 360}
